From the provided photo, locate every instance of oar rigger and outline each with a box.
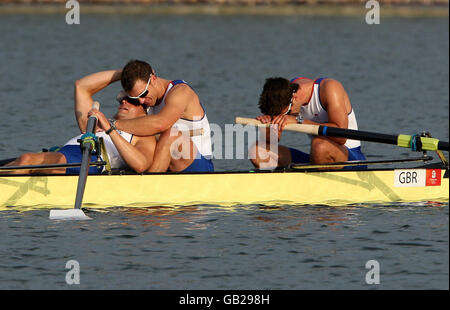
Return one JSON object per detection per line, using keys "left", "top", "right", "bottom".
{"left": 77, "top": 132, "right": 100, "bottom": 156}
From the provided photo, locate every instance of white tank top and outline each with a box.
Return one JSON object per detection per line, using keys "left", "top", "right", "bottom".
{"left": 148, "top": 80, "right": 213, "bottom": 158}
{"left": 63, "top": 130, "right": 133, "bottom": 169}
{"left": 294, "top": 77, "right": 361, "bottom": 149}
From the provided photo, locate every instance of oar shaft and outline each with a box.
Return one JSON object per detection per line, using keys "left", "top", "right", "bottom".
{"left": 0, "top": 161, "right": 106, "bottom": 172}
{"left": 74, "top": 142, "right": 93, "bottom": 209}
{"left": 319, "top": 126, "right": 398, "bottom": 145}
{"left": 0, "top": 158, "right": 16, "bottom": 167}
{"left": 439, "top": 141, "right": 449, "bottom": 151}
{"left": 291, "top": 156, "right": 433, "bottom": 170}
{"left": 322, "top": 127, "right": 449, "bottom": 152}
{"left": 235, "top": 117, "right": 449, "bottom": 152}
{"left": 49, "top": 102, "right": 100, "bottom": 220}
{"left": 74, "top": 114, "right": 97, "bottom": 210}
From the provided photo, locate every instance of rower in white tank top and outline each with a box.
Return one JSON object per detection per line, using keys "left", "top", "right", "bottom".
{"left": 292, "top": 77, "right": 361, "bottom": 149}
{"left": 148, "top": 79, "right": 213, "bottom": 158}
{"left": 62, "top": 130, "right": 133, "bottom": 170}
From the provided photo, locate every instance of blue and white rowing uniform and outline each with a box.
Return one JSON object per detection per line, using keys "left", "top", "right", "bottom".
{"left": 289, "top": 77, "right": 366, "bottom": 169}
{"left": 148, "top": 79, "right": 214, "bottom": 173}
{"left": 58, "top": 131, "right": 133, "bottom": 174}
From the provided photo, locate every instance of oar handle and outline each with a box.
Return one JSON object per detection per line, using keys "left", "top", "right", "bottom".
{"left": 235, "top": 117, "right": 319, "bottom": 135}
{"left": 92, "top": 101, "right": 100, "bottom": 110}
{"left": 85, "top": 101, "right": 100, "bottom": 133}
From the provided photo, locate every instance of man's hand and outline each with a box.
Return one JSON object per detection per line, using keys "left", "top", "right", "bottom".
{"left": 258, "top": 114, "right": 296, "bottom": 140}
{"left": 88, "top": 109, "right": 109, "bottom": 132}
{"left": 256, "top": 114, "right": 295, "bottom": 141}
{"left": 271, "top": 114, "right": 297, "bottom": 132}
{"left": 255, "top": 115, "right": 272, "bottom": 124}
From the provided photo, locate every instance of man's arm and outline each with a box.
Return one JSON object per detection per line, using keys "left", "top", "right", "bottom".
{"left": 269, "top": 79, "right": 350, "bottom": 145}
{"left": 89, "top": 109, "right": 156, "bottom": 173}
{"left": 74, "top": 69, "right": 122, "bottom": 132}
{"left": 114, "top": 84, "right": 192, "bottom": 136}
{"left": 318, "top": 79, "right": 349, "bottom": 145}
{"left": 108, "top": 131, "right": 156, "bottom": 173}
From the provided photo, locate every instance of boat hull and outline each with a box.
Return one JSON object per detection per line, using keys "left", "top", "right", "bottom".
{"left": 0, "top": 168, "right": 448, "bottom": 210}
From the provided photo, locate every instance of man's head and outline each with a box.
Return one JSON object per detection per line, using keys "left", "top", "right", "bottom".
{"left": 114, "top": 91, "right": 148, "bottom": 120}
{"left": 121, "top": 59, "right": 153, "bottom": 92}
{"left": 121, "top": 60, "right": 156, "bottom": 106}
{"left": 258, "top": 77, "right": 299, "bottom": 116}
{"left": 114, "top": 94, "right": 147, "bottom": 119}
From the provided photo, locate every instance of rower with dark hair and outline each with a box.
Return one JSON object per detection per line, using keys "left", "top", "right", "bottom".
{"left": 88, "top": 59, "right": 214, "bottom": 173}
{"left": 250, "top": 76, "right": 366, "bottom": 169}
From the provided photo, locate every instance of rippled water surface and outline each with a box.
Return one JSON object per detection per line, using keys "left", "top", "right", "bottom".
{"left": 1, "top": 203, "right": 448, "bottom": 290}
{"left": 0, "top": 12, "right": 448, "bottom": 290}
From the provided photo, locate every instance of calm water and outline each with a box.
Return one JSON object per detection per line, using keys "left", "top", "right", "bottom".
{"left": 0, "top": 12, "right": 448, "bottom": 290}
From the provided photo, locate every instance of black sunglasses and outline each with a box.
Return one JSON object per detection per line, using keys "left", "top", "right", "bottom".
{"left": 123, "top": 97, "right": 145, "bottom": 106}
{"left": 127, "top": 74, "right": 151, "bottom": 103}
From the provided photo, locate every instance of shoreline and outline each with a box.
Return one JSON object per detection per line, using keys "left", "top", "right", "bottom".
{"left": 0, "top": 3, "right": 448, "bottom": 17}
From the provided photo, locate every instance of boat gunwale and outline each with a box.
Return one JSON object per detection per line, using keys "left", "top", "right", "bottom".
{"left": 0, "top": 163, "right": 448, "bottom": 178}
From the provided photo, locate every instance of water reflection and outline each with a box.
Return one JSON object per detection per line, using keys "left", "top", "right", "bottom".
{"left": 99, "top": 201, "right": 449, "bottom": 234}
{"left": 92, "top": 204, "right": 364, "bottom": 233}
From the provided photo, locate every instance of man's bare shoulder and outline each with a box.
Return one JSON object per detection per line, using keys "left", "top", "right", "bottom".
{"left": 165, "top": 83, "right": 197, "bottom": 104}
{"left": 320, "top": 79, "right": 347, "bottom": 98}
{"left": 321, "top": 78, "right": 344, "bottom": 90}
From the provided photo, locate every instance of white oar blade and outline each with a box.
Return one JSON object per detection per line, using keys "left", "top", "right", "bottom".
{"left": 49, "top": 209, "right": 92, "bottom": 221}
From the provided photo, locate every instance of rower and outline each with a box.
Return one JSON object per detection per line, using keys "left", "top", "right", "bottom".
{"left": 3, "top": 71, "right": 157, "bottom": 175}
{"left": 88, "top": 60, "right": 214, "bottom": 173}
{"left": 250, "top": 77, "right": 366, "bottom": 170}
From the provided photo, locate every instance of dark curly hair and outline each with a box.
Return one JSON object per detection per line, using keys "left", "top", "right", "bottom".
{"left": 121, "top": 60, "right": 153, "bottom": 92}
{"left": 258, "top": 77, "right": 299, "bottom": 116}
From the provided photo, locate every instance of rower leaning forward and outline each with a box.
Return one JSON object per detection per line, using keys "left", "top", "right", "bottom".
{"left": 250, "top": 77, "right": 366, "bottom": 169}
{"left": 88, "top": 59, "right": 214, "bottom": 173}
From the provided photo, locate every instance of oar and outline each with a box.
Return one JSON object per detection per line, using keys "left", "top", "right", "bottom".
{"left": 49, "top": 102, "right": 101, "bottom": 220}
{"left": 0, "top": 161, "right": 106, "bottom": 172}
{"left": 235, "top": 117, "right": 449, "bottom": 152}
{"left": 290, "top": 156, "right": 433, "bottom": 170}
{"left": 0, "top": 158, "right": 16, "bottom": 166}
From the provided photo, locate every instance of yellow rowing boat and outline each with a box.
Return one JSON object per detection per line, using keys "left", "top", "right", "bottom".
{"left": 2, "top": 118, "right": 448, "bottom": 213}
{"left": 1, "top": 166, "right": 448, "bottom": 211}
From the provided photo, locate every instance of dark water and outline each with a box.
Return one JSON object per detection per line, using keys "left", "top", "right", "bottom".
{"left": 1, "top": 203, "right": 448, "bottom": 290}
{"left": 0, "top": 13, "right": 448, "bottom": 290}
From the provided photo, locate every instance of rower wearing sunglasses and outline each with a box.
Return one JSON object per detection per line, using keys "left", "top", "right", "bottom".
{"left": 250, "top": 77, "right": 366, "bottom": 169}
{"left": 4, "top": 71, "right": 157, "bottom": 175}
{"left": 87, "top": 60, "right": 213, "bottom": 173}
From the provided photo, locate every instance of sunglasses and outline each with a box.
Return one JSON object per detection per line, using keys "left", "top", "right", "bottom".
{"left": 127, "top": 74, "right": 152, "bottom": 104}
{"left": 121, "top": 98, "right": 144, "bottom": 106}
{"left": 283, "top": 98, "right": 293, "bottom": 115}
{"left": 282, "top": 84, "right": 299, "bottom": 115}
